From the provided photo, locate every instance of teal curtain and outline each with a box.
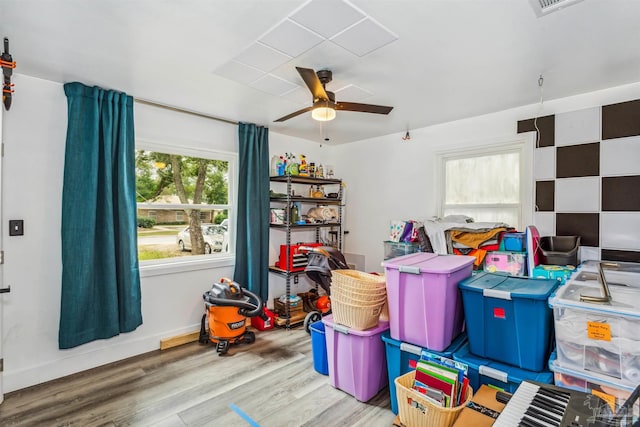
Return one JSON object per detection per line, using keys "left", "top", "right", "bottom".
{"left": 233, "top": 123, "right": 270, "bottom": 302}
{"left": 59, "top": 82, "right": 142, "bottom": 349}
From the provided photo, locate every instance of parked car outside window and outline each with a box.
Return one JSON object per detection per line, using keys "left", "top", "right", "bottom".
{"left": 176, "top": 224, "right": 226, "bottom": 254}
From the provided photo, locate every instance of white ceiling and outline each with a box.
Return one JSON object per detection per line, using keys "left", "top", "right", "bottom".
{"left": 1, "top": 0, "right": 639, "bottom": 144}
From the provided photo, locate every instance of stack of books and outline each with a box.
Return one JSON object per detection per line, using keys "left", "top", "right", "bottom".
{"left": 412, "top": 352, "right": 469, "bottom": 408}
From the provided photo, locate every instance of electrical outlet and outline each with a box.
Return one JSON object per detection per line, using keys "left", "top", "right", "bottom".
{"left": 9, "top": 220, "right": 24, "bottom": 236}
{"left": 294, "top": 275, "right": 299, "bottom": 284}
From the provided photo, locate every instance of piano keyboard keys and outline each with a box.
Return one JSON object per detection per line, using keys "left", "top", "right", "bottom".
{"left": 493, "top": 381, "right": 571, "bottom": 427}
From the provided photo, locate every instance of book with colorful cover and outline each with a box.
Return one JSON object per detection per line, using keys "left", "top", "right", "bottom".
{"left": 413, "top": 356, "right": 470, "bottom": 407}
{"left": 415, "top": 361, "right": 458, "bottom": 407}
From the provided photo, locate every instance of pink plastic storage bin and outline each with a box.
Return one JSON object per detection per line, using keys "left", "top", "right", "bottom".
{"left": 383, "top": 253, "right": 474, "bottom": 351}
{"left": 322, "top": 315, "right": 389, "bottom": 402}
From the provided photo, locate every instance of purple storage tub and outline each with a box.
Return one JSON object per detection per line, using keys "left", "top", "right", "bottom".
{"left": 383, "top": 253, "right": 474, "bottom": 351}
{"left": 322, "top": 315, "right": 389, "bottom": 402}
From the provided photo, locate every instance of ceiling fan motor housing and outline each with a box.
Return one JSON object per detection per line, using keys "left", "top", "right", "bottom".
{"left": 316, "top": 69, "right": 333, "bottom": 85}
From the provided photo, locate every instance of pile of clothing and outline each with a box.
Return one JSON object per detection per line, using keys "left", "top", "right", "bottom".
{"left": 422, "top": 215, "right": 514, "bottom": 267}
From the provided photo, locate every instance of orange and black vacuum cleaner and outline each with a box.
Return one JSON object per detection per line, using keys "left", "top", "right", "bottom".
{"left": 199, "top": 278, "right": 267, "bottom": 355}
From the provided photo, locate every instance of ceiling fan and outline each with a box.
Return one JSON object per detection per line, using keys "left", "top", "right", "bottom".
{"left": 274, "top": 67, "right": 393, "bottom": 123}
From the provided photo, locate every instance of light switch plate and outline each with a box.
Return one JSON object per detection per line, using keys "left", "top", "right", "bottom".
{"left": 9, "top": 220, "right": 24, "bottom": 236}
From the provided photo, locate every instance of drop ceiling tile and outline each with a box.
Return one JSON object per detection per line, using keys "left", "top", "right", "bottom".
{"left": 330, "top": 17, "right": 398, "bottom": 57}
{"left": 334, "top": 84, "right": 372, "bottom": 102}
{"left": 250, "top": 74, "right": 299, "bottom": 96}
{"left": 260, "top": 19, "right": 325, "bottom": 58}
{"left": 214, "top": 60, "right": 264, "bottom": 85}
{"left": 282, "top": 86, "right": 312, "bottom": 106}
{"left": 290, "top": 0, "right": 365, "bottom": 39}
{"left": 234, "top": 42, "right": 292, "bottom": 73}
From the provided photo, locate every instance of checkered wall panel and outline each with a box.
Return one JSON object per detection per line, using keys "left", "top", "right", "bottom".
{"left": 518, "top": 99, "right": 640, "bottom": 263}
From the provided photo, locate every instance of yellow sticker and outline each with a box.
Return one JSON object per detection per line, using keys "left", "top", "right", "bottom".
{"left": 587, "top": 321, "right": 611, "bottom": 341}
{"left": 592, "top": 389, "right": 616, "bottom": 412}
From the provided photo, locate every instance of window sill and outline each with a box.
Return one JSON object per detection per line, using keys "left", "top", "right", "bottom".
{"left": 139, "top": 255, "right": 235, "bottom": 277}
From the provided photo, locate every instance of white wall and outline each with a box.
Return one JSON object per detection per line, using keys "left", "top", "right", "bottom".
{"left": 334, "top": 82, "right": 640, "bottom": 273}
{"left": 0, "top": 74, "right": 331, "bottom": 393}
{"left": 4, "top": 71, "right": 640, "bottom": 393}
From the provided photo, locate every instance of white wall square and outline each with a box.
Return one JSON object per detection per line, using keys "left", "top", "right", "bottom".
{"left": 555, "top": 107, "right": 600, "bottom": 147}
{"left": 601, "top": 213, "right": 640, "bottom": 251}
{"left": 534, "top": 146, "right": 555, "bottom": 180}
{"left": 601, "top": 135, "right": 640, "bottom": 176}
{"left": 555, "top": 177, "right": 600, "bottom": 212}
{"left": 579, "top": 246, "right": 600, "bottom": 262}
{"left": 534, "top": 212, "right": 555, "bottom": 237}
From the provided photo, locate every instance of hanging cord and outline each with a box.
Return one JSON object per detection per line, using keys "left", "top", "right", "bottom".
{"left": 533, "top": 74, "right": 544, "bottom": 148}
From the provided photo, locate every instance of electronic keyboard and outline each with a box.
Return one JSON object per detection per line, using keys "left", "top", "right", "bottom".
{"left": 493, "top": 380, "right": 615, "bottom": 427}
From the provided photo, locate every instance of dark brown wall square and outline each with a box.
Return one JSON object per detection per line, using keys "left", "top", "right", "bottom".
{"left": 601, "top": 249, "right": 640, "bottom": 263}
{"left": 517, "top": 115, "right": 555, "bottom": 147}
{"left": 602, "top": 175, "right": 640, "bottom": 211}
{"left": 536, "top": 181, "right": 555, "bottom": 212}
{"left": 602, "top": 99, "right": 640, "bottom": 140}
{"left": 556, "top": 213, "right": 599, "bottom": 247}
{"left": 556, "top": 143, "right": 599, "bottom": 178}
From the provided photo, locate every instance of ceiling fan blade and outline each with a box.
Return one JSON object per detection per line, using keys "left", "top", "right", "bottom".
{"left": 336, "top": 102, "right": 393, "bottom": 115}
{"left": 296, "top": 67, "right": 329, "bottom": 102}
{"left": 274, "top": 106, "right": 314, "bottom": 122}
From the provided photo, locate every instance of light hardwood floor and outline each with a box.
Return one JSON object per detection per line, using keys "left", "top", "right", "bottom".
{"left": 0, "top": 327, "right": 397, "bottom": 426}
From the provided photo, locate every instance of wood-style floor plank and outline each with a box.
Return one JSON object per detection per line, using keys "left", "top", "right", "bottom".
{"left": 0, "top": 327, "right": 397, "bottom": 426}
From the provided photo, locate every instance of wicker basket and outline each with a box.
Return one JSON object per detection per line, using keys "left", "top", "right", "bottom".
{"left": 331, "top": 292, "right": 386, "bottom": 308}
{"left": 395, "top": 371, "right": 472, "bottom": 427}
{"left": 332, "top": 270, "right": 386, "bottom": 291}
{"left": 331, "top": 295, "right": 385, "bottom": 330}
{"left": 331, "top": 286, "right": 387, "bottom": 304}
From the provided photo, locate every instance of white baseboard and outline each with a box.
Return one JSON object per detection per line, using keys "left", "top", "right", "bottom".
{"left": 4, "top": 323, "right": 199, "bottom": 393}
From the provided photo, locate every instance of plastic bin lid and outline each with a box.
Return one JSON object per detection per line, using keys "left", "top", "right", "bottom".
{"left": 548, "top": 351, "right": 635, "bottom": 392}
{"left": 309, "top": 320, "right": 325, "bottom": 333}
{"left": 549, "top": 279, "right": 640, "bottom": 318}
{"left": 382, "top": 252, "right": 474, "bottom": 274}
{"left": 457, "top": 272, "right": 559, "bottom": 300}
{"left": 381, "top": 331, "right": 468, "bottom": 357}
{"left": 322, "top": 314, "right": 390, "bottom": 336}
{"left": 454, "top": 343, "right": 553, "bottom": 384}
{"left": 574, "top": 261, "right": 640, "bottom": 288}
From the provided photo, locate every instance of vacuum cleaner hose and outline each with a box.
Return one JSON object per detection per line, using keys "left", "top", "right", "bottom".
{"left": 237, "top": 288, "right": 265, "bottom": 319}
{"left": 203, "top": 289, "right": 265, "bottom": 319}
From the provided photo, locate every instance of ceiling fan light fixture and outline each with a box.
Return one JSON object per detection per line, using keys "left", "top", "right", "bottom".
{"left": 312, "top": 106, "right": 336, "bottom": 121}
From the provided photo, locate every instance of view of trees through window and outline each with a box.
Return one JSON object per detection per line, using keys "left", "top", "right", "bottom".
{"left": 135, "top": 150, "right": 230, "bottom": 261}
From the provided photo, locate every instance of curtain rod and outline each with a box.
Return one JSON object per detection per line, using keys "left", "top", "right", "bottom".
{"left": 134, "top": 97, "right": 238, "bottom": 126}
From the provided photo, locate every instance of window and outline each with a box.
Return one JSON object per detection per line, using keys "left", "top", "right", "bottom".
{"left": 437, "top": 141, "right": 531, "bottom": 231}
{"left": 135, "top": 141, "right": 236, "bottom": 264}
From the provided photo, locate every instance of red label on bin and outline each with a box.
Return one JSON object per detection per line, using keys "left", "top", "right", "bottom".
{"left": 493, "top": 307, "right": 506, "bottom": 319}
{"left": 409, "top": 359, "right": 417, "bottom": 369}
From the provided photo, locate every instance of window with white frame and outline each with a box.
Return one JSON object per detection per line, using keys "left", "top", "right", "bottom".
{"left": 135, "top": 142, "right": 235, "bottom": 263}
{"left": 438, "top": 143, "right": 527, "bottom": 230}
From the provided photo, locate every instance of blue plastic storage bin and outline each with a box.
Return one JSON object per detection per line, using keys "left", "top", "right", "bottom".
{"left": 458, "top": 272, "right": 559, "bottom": 371}
{"left": 381, "top": 331, "right": 468, "bottom": 415}
{"left": 503, "top": 232, "right": 526, "bottom": 252}
{"left": 309, "top": 320, "right": 328, "bottom": 375}
{"left": 453, "top": 342, "right": 553, "bottom": 392}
